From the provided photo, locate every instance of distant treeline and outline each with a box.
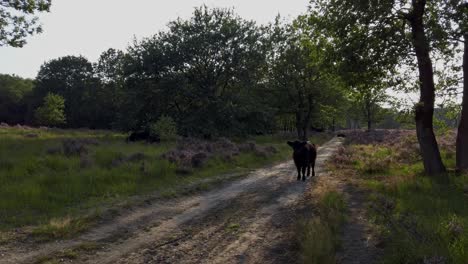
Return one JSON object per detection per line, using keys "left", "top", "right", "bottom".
{"left": 0, "top": 6, "right": 458, "bottom": 138}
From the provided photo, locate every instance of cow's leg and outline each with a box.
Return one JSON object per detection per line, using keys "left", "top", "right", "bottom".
{"left": 297, "top": 166, "right": 301, "bottom": 181}
{"left": 301, "top": 166, "right": 306, "bottom": 181}
{"left": 307, "top": 164, "right": 311, "bottom": 177}
{"left": 312, "top": 161, "right": 316, "bottom": 176}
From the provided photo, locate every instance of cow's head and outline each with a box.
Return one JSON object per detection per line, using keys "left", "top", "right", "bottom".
{"left": 287, "top": 140, "right": 307, "bottom": 151}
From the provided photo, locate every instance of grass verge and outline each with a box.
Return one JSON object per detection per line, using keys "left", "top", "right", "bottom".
{"left": 297, "top": 190, "right": 346, "bottom": 264}
{"left": 330, "top": 130, "right": 468, "bottom": 264}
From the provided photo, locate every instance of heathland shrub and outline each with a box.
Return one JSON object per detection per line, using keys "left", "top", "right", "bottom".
{"left": 61, "top": 138, "right": 100, "bottom": 157}
{"left": 162, "top": 137, "right": 278, "bottom": 171}
{"left": 343, "top": 129, "right": 413, "bottom": 146}
{"left": 150, "top": 116, "right": 177, "bottom": 141}
{"left": 331, "top": 146, "right": 353, "bottom": 169}
{"left": 191, "top": 152, "right": 209, "bottom": 168}
{"left": 251, "top": 145, "right": 278, "bottom": 158}
{"left": 46, "top": 146, "right": 62, "bottom": 155}
{"left": 355, "top": 145, "right": 393, "bottom": 175}
{"left": 163, "top": 138, "right": 237, "bottom": 168}
{"left": 238, "top": 141, "right": 257, "bottom": 152}
{"left": 62, "top": 139, "right": 88, "bottom": 156}
{"left": 79, "top": 154, "right": 94, "bottom": 169}
{"left": 126, "top": 152, "right": 147, "bottom": 162}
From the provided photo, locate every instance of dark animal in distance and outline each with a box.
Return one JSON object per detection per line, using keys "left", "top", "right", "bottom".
{"left": 287, "top": 140, "right": 317, "bottom": 181}
{"left": 126, "top": 131, "right": 160, "bottom": 143}
{"left": 337, "top": 133, "right": 346, "bottom": 138}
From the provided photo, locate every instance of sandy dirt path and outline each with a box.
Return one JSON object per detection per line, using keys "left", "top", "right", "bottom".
{"left": 1, "top": 137, "right": 343, "bottom": 264}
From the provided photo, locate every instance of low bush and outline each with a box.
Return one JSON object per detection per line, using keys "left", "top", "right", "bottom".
{"left": 150, "top": 115, "right": 177, "bottom": 141}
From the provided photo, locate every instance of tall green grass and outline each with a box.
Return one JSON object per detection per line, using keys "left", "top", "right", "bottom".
{"left": 297, "top": 191, "right": 346, "bottom": 264}
{"left": 339, "top": 132, "right": 468, "bottom": 264}
{"left": 366, "top": 173, "right": 468, "bottom": 264}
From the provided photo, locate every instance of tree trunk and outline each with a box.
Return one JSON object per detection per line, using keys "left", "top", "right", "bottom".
{"left": 296, "top": 112, "right": 303, "bottom": 139}
{"left": 457, "top": 34, "right": 468, "bottom": 171}
{"left": 296, "top": 125, "right": 302, "bottom": 140}
{"left": 302, "top": 126, "right": 308, "bottom": 141}
{"left": 364, "top": 91, "right": 372, "bottom": 131}
{"left": 408, "top": 0, "right": 446, "bottom": 175}
{"left": 367, "top": 102, "right": 372, "bottom": 131}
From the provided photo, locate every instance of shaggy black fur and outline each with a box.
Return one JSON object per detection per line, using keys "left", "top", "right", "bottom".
{"left": 287, "top": 140, "right": 317, "bottom": 181}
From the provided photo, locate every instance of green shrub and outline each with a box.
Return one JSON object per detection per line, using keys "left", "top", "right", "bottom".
{"left": 34, "top": 93, "right": 66, "bottom": 126}
{"left": 150, "top": 115, "right": 177, "bottom": 141}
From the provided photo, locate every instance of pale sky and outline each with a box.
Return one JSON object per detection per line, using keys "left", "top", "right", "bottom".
{"left": 0, "top": 0, "right": 310, "bottom": 79}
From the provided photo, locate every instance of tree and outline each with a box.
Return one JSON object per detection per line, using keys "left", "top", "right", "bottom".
{"left": 269, "top": 17, "right": 346, "bottom": 140}
{"left": 35, "top": 56, "right": 98, "bottom": 128}
{"left": 460, "top": 29, "right": 468, "bottom": 171}
{"left": 326, "top": 22, "right": 393, "bottom": 131}
{"left": 311, "top": 0, "right": 446, "bottom": 175}
{"left": 0, "top": 0, "right": 51, "bottom": 47}
{"left": 408, "top": 0, "right": 447, "bottom": 175}
{"left": 94, "top": 48, "right": 127, "bottom": 129}
{"left": 439, "top": 1, "right": 468, "bottom": 171}
{"left": 122, "top": 6, "right": 272, "bottom": 136}
{"left": 352, "top": 85, "right": 389, "bottom": 131}
{"left": 0, "top": 74, "right": 34, "bottom": 124}
{"left": 163, "top": 6, "right": 271, "bottom": 136}
{"left": 270, "top": 25, "right": 318, "bottom": 139}
{"left": 35, "top": 93, "right": 66, "bottom": 126}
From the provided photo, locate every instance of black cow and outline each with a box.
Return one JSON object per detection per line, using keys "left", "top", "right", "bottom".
{"left": 126, "top": 131, "right": 160, "bottom": 143}
{"left": 287, "top": 140, "right": 317, "bottom": 181}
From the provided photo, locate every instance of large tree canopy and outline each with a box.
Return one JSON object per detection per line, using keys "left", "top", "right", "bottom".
{"left": 268, "top": 16, "right": 347, "bottom": 139}
{"left": 0, "top": 0, "right": 51, "bottom": 47}
{"left": 121, "top": 6, "right": 274, "bottom": 136}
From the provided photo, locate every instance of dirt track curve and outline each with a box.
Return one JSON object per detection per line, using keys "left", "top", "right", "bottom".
{"left": 1, "top": 137, "right": 343, "bottom": 264}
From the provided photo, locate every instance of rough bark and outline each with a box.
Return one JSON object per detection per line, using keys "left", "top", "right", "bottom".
{"left": 408, "top": 0, "right": 446, "bottom": 175}
{"left": 363, "top": 89, "right": 372, "bottom": 131}
{"left": 295, "top": 92, "right": 312, "bottom": 141}
{"left": 457, "top": 34, "right": 468, "bottom": 171}
{"left": 366, "top": 102, "right": 372, "bottom": 131}
{"left": 296, "top": 112, "right": 302, "bottom": 139}
{"left": 302, "top": 127, "right": 308, "bottom": 141}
